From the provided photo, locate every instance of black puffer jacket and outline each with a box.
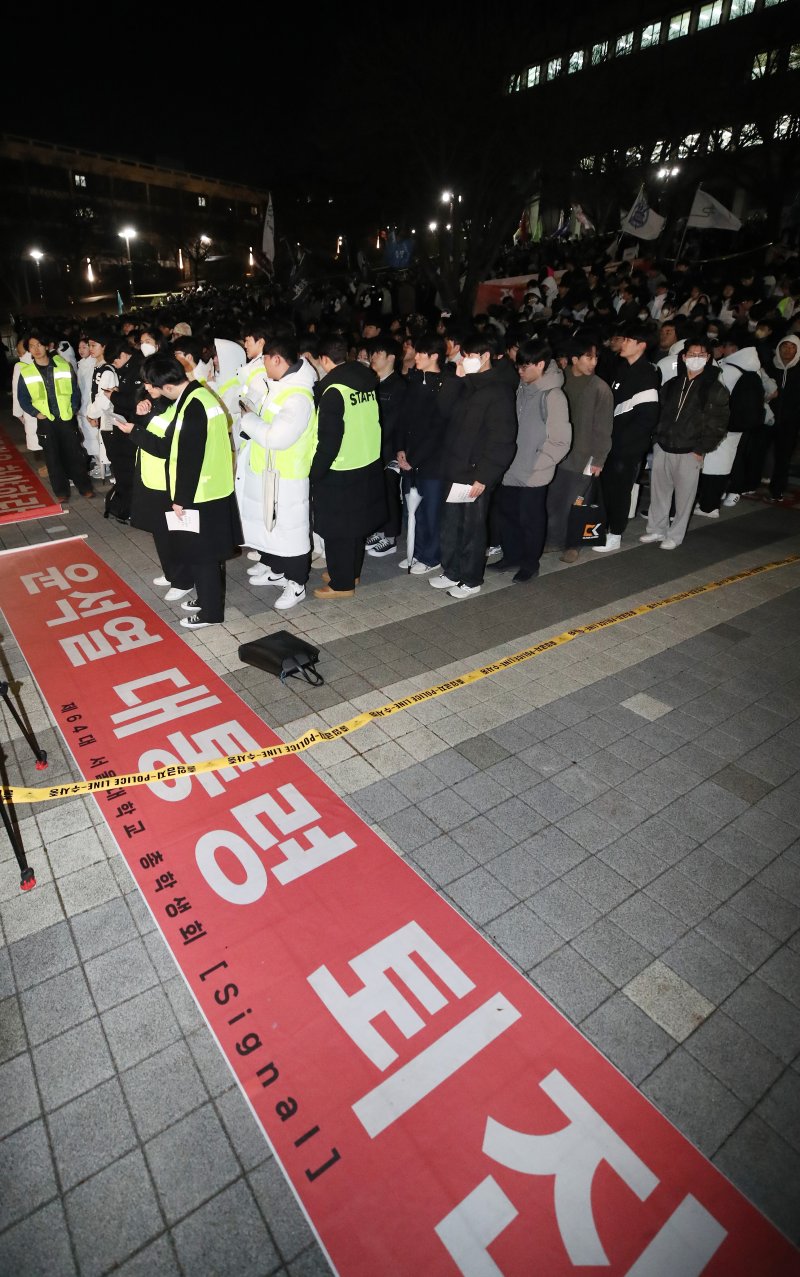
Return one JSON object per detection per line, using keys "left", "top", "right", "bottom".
{"left": 438, "top": 367, "right": 517, "bottom": 488}
{"left": 656, "top": 366, "right": 729, "bottom": 454}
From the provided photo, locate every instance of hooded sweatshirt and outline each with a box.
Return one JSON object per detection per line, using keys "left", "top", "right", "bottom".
{"left": 772, "top": 335, "right": 800, "bottom": 429}
{"left": 503, "top": 362, "right": 571, "bottom": 489}
{"left": 719, "top": 347, "right": 767, "bottom": 433}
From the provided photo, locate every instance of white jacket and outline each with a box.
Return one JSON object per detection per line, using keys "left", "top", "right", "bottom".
{"left": 235, "top": 358, "right": 317, "bottom": 558}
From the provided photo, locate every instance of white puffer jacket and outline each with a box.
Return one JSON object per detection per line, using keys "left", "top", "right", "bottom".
{"left": 235, "top": 358, "right": 317, "bottom": 557}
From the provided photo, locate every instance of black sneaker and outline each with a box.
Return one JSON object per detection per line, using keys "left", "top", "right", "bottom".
{"left": 366, "top": 537, "right": 397, "bottom": 557}
{"left": 181, "top": 598, "right": 202, "bottom": 612}
{"left": 179, "top": 615, "right": 212, "bottom": 629}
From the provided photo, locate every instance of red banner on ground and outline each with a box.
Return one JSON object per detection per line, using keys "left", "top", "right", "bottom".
{"left": 1, "top": 537, "right": 797, "bottom": 1277}
{"left": 0, "top": 426, "right": 62, "bottom": 524}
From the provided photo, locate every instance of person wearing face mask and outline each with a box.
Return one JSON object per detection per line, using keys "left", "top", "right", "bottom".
{"left": 640, "top": 339, "right": 728, "bottom": 550}
{"left": 768, "top": 335, "right": 800, "bottom": 501}
{"left": 138, "top": 329, "right": 160, "bottom": 360}
{"left": 429, "top": 335, "right": 517, "bottom": 599}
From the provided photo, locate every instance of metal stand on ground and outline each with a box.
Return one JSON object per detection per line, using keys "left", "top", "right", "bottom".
{"left": 0, "top": 680, "right": 48, "bottom": 892}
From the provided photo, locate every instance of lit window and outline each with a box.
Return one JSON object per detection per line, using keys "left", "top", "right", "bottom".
{"left": 567, "top": 50, "right": 584, "bottom": 73}
{"left": 668, "top": 11, "right": 691, "bottom": 40}
{"left": 197, "top": 195, "right": 206, "bottom": 206}
{"left": 677, "top": 133, "right": 701, "bottom": 158}
{"left": 579, "top": 156, "right": 595, "bottom": 171}
{"left": 729, "top": 0, "right": 755, "bottom": 15}
{"left": 526, "top": 64, "right": 540, "bottom": 88}
{"left": 507, "top": 72, "right": 522, "bottom": 93}
{"left": 616, "top": 32, "right": 634, "bottom": 56}
{"left": 752, "top": 50, "right": 778, "bottom": 78}
{"left": 713, "top": 127, "right": 734, "bottom": 150}
{"left": 250, "top": 204, "right": 258, "bottom": 215}
{"left": 764, "top": 0, "right": 786, "bottom": 7}
{"left": 640, "top": 22, "right": 661, "bottom": 48}
{"left": 547, "top": 56, "right": 562, "bottom": 80}
{"left": 739, "top": 122, "right": 762, "bottom": 147}
{"left": 649, "top": 140, "right": 667, "bottom": 162}
{"left": 775, "top": 115, "right": 797, "bottom": 138}
{"left": 789, "top": 45, "right": 800, "bottom": 71}
{"left": 625, "top": 146, "right": 642, "bottom": 165}
{"left": 697, "top": 1, "right": 722, "bottom": 29}
{"left": 591, "top": 41, "right": 608, "bottom": 65}
{"left": 74, "top": 173, "right": 86, "bottom": 187}
{"left": 74, "top": 207, "right": 94, "bottom": 220}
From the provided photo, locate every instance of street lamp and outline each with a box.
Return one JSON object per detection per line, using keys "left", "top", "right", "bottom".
{"left": 428, "top": 221, "right": 438, "bottom": 232}
{"left": 29, "top": 249, "right": 44, "bottom": 302}
{"left": 441, "top": 190, "right": 453, "bottom": 204}
{"left": 118, "top": 226, "right": 137, "bottom": 298}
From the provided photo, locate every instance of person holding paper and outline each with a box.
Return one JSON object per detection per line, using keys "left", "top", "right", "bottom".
{"left": 429, "top": 335, "right": 517, "bottom": 600}
{"left": 127, "top": 352, "right": 241, "bottom": 629}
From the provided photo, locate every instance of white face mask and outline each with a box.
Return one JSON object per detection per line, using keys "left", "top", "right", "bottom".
{"left": 140, "top": 341, "right": 156, "bottom": 357}
{"left": 685, "top": 356, "right": 707, "bottom": 373}
{"left": 462, "top": 356, "right": 483, "bottom": 374}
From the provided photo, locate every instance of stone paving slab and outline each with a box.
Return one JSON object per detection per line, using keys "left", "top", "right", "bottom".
{"left": 1, "top": 428, "right": 799, "bottom": 1272}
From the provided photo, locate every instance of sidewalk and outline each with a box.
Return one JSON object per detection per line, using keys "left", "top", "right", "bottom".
{"left": 1, "top": 435, "right": 799, "bottom": 1276}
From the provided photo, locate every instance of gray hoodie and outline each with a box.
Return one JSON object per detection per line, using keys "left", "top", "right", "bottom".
{"left": 503, "top": 362, "right": 571, "bottom": 489}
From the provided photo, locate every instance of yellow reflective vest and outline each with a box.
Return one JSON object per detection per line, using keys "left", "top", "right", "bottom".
{"left": 19, "top": 355, "right": 74, "bottom": 421}
{"left": 249, "top": 385, "right": 316, "bottom": 479}
{"left": 168, "top": 385, "right": 233, "bottom": 503}
{"left": 316, "top": 381, "right": 381, "bottom": 471}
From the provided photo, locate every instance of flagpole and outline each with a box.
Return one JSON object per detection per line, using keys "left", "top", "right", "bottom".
{"left": 675, "top": 183, "right": 700, "bottom": 264}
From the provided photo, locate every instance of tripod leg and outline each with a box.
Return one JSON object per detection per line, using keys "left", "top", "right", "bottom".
{"left": 0, "top": 683, "right": 48, "bottom": 769}
{"left": 0, "top": 798, "right": 36, "bottom": 891}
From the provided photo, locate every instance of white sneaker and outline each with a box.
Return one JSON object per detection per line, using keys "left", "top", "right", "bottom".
{"left": 152, "top": 575, "right": 170, "bottom": 587}
{"left": 410, "top": 561, "right": 441, "bottom": 575}
{"left": 430, "top": 574, "right": 459, "bottom": 589}
{"left": 486, "top": 545, "right": 502, "bottom": 558}
{"left": 592, "top": 533, "right": 621, "bottom": 553}
{"left": 247, "top": 549, "right": 261, "bottom": 561}
{"left": 398, "top": 557, "right": 414, "bottom": 569}
{"left": 274, "top": 582, "right": 306, "bottom": 610}
{"left": 89, "top": 465, "right": 104, "bottom": 480}
{"left": 250, "top": 567, "right": 286, "bottom": 587}
{"left": 660, "top": 538, "right": 679, "bottom": 550}
{"left": 639, "top": 533, "right": 664, "bottom": 544}
{"left": 693, "top": 505, "right": 719, "bottom": 518}
{"left": 164, "top": 586, "right": 192, "bottom": 602}
{"left": 448, "top": 583, "right": 481, "bottom": 599}
{"left": 247, "top": 562, "right": 266, "bottom": 575}
{"left": 366, "top": 537, "right": 397, "bottom": 557}
{"left": 722, "top": 493, "right": 740, "bottom": 507}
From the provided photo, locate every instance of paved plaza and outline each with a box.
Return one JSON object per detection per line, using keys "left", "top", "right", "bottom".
{"left": 1, "top": 429, "right": 800, "bottom": 1275}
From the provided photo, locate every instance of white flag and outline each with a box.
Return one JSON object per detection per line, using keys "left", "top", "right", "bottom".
{"left": 686, "top": 188, "right": 741, "bottom": 232}
{"left": 621, "top": 188, "right": 665, "bottom": 240}
{"left": 261, "top": 194, "right": 275, "bottom": 263}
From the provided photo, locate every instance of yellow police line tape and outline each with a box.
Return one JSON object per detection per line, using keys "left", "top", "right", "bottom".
{"left": 3, "top": 554, "right": 799, "bottom": 806}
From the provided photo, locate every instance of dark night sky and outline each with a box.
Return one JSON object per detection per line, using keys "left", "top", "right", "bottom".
{"left": 3, "top": 14, "right": 528, "bottom": 202}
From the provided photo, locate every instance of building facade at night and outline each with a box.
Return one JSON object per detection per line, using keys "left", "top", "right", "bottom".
{"left": 503, "top": 0, "right": 799, "bottom": 245}
{"left": 0, "top": 135, "right": 269, "bottom": 312}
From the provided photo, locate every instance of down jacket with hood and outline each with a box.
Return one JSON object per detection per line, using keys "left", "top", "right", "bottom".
{"left": 235, "top": 357, "right": 317, "bottom": 557}
{"left": 703, "top": 346, "right": 764, "bottom": 475}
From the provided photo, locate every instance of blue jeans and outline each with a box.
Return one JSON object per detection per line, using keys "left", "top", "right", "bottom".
{"left": 406, "top": 477, "right": 444, "bottom": 566}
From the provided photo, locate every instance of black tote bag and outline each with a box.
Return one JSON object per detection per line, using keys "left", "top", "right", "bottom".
{"left": 566, "top": 477, "right": 607, "bottom": 548}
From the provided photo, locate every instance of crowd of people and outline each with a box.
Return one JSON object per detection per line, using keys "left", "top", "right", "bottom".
{"left": 7, "top": 245, "right": 800, "bottom": 628}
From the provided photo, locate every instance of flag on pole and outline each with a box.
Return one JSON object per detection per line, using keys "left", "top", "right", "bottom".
{"left": 116, "top": 290, "right": 124, "bottom": 316}
{"left": 686, "top": 188, "right": 741, "bottom": 232}
{"left": 261, "top": 194, "right": 275, "bottom": 265}
{"left": 621, "top": 188, "right": 665, "bottom": 240}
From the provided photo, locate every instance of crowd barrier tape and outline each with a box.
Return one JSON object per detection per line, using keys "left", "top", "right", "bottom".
{"left": 3, "top": 553, "right": 798, "bottom": 806}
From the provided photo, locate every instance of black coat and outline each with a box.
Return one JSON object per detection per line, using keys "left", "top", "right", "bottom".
{"left": 310, "top": 360, "right": 387, "bottom": 538}
{"left": 398, "top": 369, "right": 449, "bottom": 478}
{"left": 438, "top": 366, "right": 517, "bottom": 489}
{"left": 136, "top": 383, "right": 241, "bottom": 563}
{"left": 376, "top": 370, "right": 407, "bottom": 461}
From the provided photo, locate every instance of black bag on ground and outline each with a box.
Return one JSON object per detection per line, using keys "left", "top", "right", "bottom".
{"left": 566, "top": 478, "right": 607, "bottom": 548}
{"left": 238, "top": 630, "right": 324, "bottom": 686}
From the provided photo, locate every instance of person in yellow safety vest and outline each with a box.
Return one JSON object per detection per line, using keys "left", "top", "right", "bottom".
{"left": 117, "top": 352, "right": 241, "bottom": 630}
{"left": 309, "top": 335, "right": 386, "bottom": 599}
{"left": 15, "top": 330, "right": 95, "bottom": 502}
{"left": 126, "top": 386, "right": 195, "bottom": 601}
{"left": 236, "top": 337, "right": 317, "bottom": 612}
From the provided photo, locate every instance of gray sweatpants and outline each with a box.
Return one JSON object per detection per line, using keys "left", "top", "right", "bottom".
{"left": 646, "top": 445, "right": 702, "bottom": 545}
